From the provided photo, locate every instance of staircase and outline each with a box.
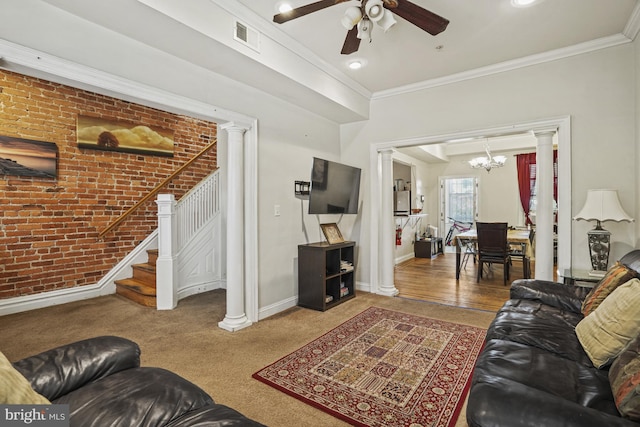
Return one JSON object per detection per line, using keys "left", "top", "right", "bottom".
{"left": 115, "top": 249, "right": 158, "bottom": 307}
{"left": 112, "top": 169, "right": 221, "bottom": 308}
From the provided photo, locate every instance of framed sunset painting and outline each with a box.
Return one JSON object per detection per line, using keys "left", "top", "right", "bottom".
{"left": 0, "top": 135, "right": 58, "bottom": 179}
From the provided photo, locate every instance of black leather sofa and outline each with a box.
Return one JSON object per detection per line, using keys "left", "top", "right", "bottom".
{"left": 13, "top": 336, "right": 266, "bottom": 427}
{"left": 467, "top": 250, "right": 640, "bottom": 427}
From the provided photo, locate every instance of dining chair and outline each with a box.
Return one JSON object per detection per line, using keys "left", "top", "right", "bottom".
{"left": 476, "top": 222, "right": 510, "bottom": 285}
{"left": 457, "top": 236, "right": 476, "bottom": 270}
{"left": 509, "top": 227, "right": 533, "bottom": 279}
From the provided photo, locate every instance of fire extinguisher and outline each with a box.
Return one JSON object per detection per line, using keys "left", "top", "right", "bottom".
{"left": 396, "top": 226, "right": 402, "bottom": 246}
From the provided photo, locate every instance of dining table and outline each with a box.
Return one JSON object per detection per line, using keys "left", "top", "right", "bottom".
{"left": 452, "top": 228, "right": 533, "bottom": 280}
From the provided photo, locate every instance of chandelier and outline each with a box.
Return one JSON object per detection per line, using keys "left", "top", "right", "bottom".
{"left": 468, "top": 144, "right": 507, "bottom": 172}
{"left": 341, "top": 0, "right": 397, "bottom": 43}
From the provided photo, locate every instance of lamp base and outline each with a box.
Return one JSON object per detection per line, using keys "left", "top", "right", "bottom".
{"left": 587, "top": 225, "right": 611, "bottom": 272}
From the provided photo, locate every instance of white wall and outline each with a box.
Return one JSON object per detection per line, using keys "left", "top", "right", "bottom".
{"left": 342, "top": 43, "right": 637, "bottom": 286}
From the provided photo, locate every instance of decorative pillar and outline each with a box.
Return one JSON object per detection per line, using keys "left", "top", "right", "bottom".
{"left": 534, "top": 130, "right": 556, "bottom": 281}
{"left": 156, "top": 194, "right": 177, "bottom": 309}
{"left": 218, "top": 122, "right": 252, "bottom": 332}
{"left": 379, "top": 149, "right": 399, "bottom": 296}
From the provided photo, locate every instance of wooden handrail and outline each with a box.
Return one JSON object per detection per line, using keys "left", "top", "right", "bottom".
{"left": 99, "top": 138, "right": 218, "bottom": 238}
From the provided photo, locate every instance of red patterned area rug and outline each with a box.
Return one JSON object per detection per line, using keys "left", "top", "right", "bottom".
{"left": 253, "top": 307, "right": 486, "bottom": 427}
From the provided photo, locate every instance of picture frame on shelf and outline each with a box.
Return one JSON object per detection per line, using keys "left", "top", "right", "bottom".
{"left": 321, "top": 223, "right": 344, "bottom": 245}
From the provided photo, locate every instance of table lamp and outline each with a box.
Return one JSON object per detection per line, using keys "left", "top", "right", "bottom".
{"left": 574, "top": 189, "right": 634, "bottom": 276}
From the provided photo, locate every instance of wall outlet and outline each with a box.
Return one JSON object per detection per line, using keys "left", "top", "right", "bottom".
{"left": 274, "top": 204, "right": 281, "bottom": 217}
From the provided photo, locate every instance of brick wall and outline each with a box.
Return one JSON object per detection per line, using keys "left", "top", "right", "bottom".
{"left": 0, "top": 70, "right": 217, "bottom": 299}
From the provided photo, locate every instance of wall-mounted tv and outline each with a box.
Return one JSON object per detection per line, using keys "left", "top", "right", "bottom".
{"left": 308, "top": 157, "right": 361, "bottom": 215}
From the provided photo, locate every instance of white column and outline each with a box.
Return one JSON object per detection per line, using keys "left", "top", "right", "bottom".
{"left": 534, "top": 130, "right": 556, "bottom": 281}
{"left": 156, "top": 194, "right": 177, "bottom": 309}
{"left": 218, "top": 122, "right": 252, "bottom": 332}
{"left": 378, "top": 149, "right": 399, "bottom": 296}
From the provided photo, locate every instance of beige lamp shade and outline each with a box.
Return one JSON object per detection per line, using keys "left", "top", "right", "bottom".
{"left": 574, "top": 189, "right": 634, "bottom": 223}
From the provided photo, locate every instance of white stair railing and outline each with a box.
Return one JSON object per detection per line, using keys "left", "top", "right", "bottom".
{"left": 156, "top": 169, "right": 221, "bottom": 309}
{"left": 176, "top": 170, "right": 220, "bottom": 250}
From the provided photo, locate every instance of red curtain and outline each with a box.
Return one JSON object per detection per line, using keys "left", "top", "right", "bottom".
{"left": 516, "top": 150, "right": 558, "bottom": 225}
{"left": 516, "top": 153, "right": 537, "bottom": 225}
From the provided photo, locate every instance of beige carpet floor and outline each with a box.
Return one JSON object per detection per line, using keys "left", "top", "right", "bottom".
{"left": 0, "top": 290, "right": 496, "bottom": 427}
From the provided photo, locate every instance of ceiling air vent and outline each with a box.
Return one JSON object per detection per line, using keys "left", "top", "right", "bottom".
{"left": 234, "top": 20, "right": 260, "bottom": 52}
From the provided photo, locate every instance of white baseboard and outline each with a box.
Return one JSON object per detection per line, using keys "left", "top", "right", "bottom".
{"left": 177, "top": 280, "right": 224, "bottom": 301}
{"left": 258, "top": 295, "right": 298, "bottom": 320}
{"left": 356, "top": 280, "right": 372, "bottom": 293}
{"left": 0, "top": 282, "right": 114, "bottom": 316}
{"left": 395, "top": 253, "right": 415, "bottom": 264}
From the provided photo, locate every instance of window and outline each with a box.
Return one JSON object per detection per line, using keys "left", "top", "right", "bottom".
{"left": 440, "top": 177, "right": 478, "bottom": 246}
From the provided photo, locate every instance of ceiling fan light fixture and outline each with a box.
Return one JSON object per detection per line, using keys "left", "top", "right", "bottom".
{"left": 357, "top": 16, "right": 372, "bottom": 41}
{"left": 365, "top": 0, "right": 385, "bottom": 22}
{"left": 341, "top": 6, "right": 363, "bottom": 30}
{"left": 376, "top": 10, "right": 397, "bottom": 32}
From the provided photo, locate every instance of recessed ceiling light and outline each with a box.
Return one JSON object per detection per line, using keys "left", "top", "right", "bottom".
{"left": 278, "top": 3, "right": 293, "bottom": 14}
{"left": 511, "top": 0, "right": 537, "bottom": 7}
{"left": 347, "top": 59, "right": 367, "bottom": 70}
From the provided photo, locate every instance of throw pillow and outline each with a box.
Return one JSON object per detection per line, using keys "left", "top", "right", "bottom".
{"left": 0, "top": 351, "right": 50, "bottom": 404}
{"left": 576, "top": 278, "right": 640, "bottom": 369}
{"left": 581, "top": 262, "right": 637, "bottom": 316}
{"left": 609, "top": 334, "right": 640, "bottom": 421}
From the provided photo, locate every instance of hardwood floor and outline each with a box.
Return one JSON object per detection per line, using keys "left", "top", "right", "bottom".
{"left": 394, "top": 252, "right": 532, "bottom": 312}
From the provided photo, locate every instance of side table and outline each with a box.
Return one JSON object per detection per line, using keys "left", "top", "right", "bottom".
{"left": 415, "top": 238, "right": 443, "bottom": 259}
{"left": 562, "top": 269, "right": 602, "bottom": 288}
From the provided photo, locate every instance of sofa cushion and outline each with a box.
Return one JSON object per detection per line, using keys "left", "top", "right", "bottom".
{"left": 510, "top": 279, "right": 590, "bottom": 314}
{"left": 0, "top": 351, "right": 50, "bottom": 404}
{"left": 576, "top": 278, "right": 640, "bottom": 369}
{"left": 471, "top": 339, "right": 618, "bottom": 415}
{"left": 609, "top": 334, "right": 640, "bottom": 421}
{"left": 486, "top": 299, "right": 592, "bottom": 366}
{"left": 581, "top": 262, "right": 637, "bottom": 316}
{"left": 53, "top": 367, "right": 214, "bottom": 427}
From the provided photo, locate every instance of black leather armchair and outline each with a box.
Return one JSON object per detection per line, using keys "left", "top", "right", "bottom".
{"left": 13, "top": 336, "right": 265, "bottom": 427}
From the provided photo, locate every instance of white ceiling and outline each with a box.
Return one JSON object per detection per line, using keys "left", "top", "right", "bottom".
{"left": 238, "top": 0, "right": 639, "bottom": 93}
{"left": 3, "top": 0, "right": 638, "bottom": 125}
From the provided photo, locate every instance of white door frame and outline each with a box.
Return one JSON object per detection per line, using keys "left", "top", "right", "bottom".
{"left": 368, "top": 116, "right": 571, "bottom": 294}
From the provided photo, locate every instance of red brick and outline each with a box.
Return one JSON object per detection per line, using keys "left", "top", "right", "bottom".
{"left": 0, "top": 69, "right": 217, "bottom": 298}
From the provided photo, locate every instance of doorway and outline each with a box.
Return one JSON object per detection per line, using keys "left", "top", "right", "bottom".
{"left": 368, "top": 117, "right": 571, "bottom": 296}
{"left": 441, "top": 176, "right": 478, "bottom": 251}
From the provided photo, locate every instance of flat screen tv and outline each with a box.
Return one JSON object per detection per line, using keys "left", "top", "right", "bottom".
{"left": 308, "top": 157, "right": 361, "bottom": 214}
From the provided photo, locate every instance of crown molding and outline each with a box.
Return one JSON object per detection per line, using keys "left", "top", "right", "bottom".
{"left": 372, "top": 33, "right": 632, "bottom": 100}
{"left": 208, "top": 0, "right": 372, "bottom": 99}
{"left": 0, "top": 39, "right": 253, "bottom": 125}
{"left": 623, "top": 0, "right": 640, "bottom": 40}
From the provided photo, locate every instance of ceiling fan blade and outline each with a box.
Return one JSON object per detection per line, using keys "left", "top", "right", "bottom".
{"left": 341, "top": 27, "right": 361, "bottom": 55}
{"left": 274, "top": 0, "right": 349, "bottom": 24}
{"left": 385, "top": 0, "right": 449, "bottom": 36}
